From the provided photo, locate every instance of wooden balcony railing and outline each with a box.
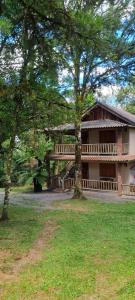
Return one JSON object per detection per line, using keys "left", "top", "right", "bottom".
{"left": 64, "top": 178, "right": 118, "bottom": 191}
{"left": 122, "top": 184, "right": 135, "bottom": 196}
{"left": 55, "top": 143, "right": 128, "bottom": 155}
{"left": 55, "top": 144, "right": 75, "bottom": 154}
{"left": 82, "top": 143, "right": 117, "bottom": 154}
{"left": 64, "top": 178, "right": 75, "bottom": 189}
{"left": 82, "top": 179, "right": 118, "bottom": 191}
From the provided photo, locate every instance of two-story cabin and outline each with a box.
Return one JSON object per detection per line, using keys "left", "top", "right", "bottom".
{"left": 46, "top": 102, "right": 135, "bottom": 196}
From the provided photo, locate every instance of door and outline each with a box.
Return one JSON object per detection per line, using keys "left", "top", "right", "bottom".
{"left": 99, "top": 130, "right": 116, "bottom": 143}
{"left": 82, "top": 131, "right": 89, "bottom": 144}
{"left": 82, "top": 163, "right": 89, "bottom": 179}
{"left": 100, "top": 163, "right": 116, "bottom": 180}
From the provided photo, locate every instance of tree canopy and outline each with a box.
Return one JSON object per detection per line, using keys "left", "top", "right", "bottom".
{"left": 0, "top": 0, "right": 135, "bottom": 217}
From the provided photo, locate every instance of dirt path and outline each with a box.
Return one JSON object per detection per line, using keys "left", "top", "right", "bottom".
{"left": 12, "top": 220, "right": 57, "bottom": 274}
{"left": 0, "top": 220, "right": 57, "bottom": 283}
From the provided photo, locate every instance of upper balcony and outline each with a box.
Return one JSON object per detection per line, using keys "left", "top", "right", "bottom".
{"left": 54, "top": 143, "right": 129, "bottom": 155}
{"left": 45, "top": 104, "right": 135, "bottom": 161}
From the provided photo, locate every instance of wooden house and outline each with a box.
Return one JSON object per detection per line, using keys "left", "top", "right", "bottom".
{"left": 46, "top": 102, "right": 135, "bottom": 196}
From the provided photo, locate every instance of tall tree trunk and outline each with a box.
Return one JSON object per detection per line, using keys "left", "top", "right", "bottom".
{"left": 71, "top": 51, "right": 86, "bottom": 199}
{"left": 44, "top": 151, "right": 51, "bottom": 188}
{"left": 72, "top": 96, "right": 86, "bottom": 199}
{"left": 1, "top": 134, "right": 15, "bottom": 221}
{"left": 73, "top": 122, "right": 83, "bottom": 198}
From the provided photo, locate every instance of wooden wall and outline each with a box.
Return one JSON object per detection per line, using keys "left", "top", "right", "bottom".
{"left": 82, "top": 106, "right": 123, "bottom": 122}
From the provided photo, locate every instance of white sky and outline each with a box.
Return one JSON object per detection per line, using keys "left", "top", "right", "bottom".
{"left": 95, "top": 84, "right": 120, "bottom": 104}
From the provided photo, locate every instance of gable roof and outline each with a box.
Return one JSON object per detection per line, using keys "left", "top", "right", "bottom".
{"left": 45, "top": 101, "right": 135, "bottom": 134}
{"left": 82, "top": 101, "right": 135, "bottom": 126}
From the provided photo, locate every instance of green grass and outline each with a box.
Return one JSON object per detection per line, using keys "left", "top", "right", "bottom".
{"left": 0, "top": 183, "right": 47, "bottom": 193}
{"left": 11, "top": 185, "right": 33, "bottom": 193}
{"left": 0, "top": 185, "right": 33, "bottom": 193}
{"left": 1, "top": 199, "right": 135, "bottom": 299}
{"left": 0, "top": 206, "right": 44, "bottom": 272}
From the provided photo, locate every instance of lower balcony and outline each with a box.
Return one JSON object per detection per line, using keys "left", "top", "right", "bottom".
{"left": 64, "top": 178, "right": 118, "bottom": 191}
{"left": 63, "top": 179, "right": 135, "bottom": 196}
{"left": 55, "top": 143, "right": 129, "bottom": 155}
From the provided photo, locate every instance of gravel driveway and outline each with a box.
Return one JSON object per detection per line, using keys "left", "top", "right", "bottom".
{"left": 0, "top": 191, "right": 73, "bottom": 210}
{"left": 0, "top": 190, "right": 135, "bottom": 211}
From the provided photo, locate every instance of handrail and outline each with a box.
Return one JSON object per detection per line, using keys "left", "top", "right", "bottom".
{"left": 82, "top": 143, "right": 117, "bottom": 154}
{"left": 55, "top": 144, "right": 75, "bottom": 154}
{"left": 82, "top": 179, "right": 118, "bottom": 191}
{"left": 122, "top": 184, "right": 135, "bottom": 196}
{"left": 64, "top": 178, "right": 118, "bottom": 191}
{"left": 55, "top": 143, "right": 129, "bottom": 155}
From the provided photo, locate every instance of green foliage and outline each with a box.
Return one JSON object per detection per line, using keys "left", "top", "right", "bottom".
{"left": 82, "top": 93, "right": 95, "bottom": 111}
{"left": 0, "top": 130, "right": 54, "bottom": 187}
{"left": 0, "top": 17, "right": 12, "bottom": 35}
{"left": 11, "top": 132, "right": 53, "bottom": 186}
{"left": 117, "top": 78, "right": 135, "bottom": 113}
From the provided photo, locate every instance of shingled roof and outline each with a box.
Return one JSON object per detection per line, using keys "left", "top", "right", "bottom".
{"left": 48, "top": 119, "right": 127, "bottom": 133}
{"left": 82, "top": 101, "right": 135, "bottom": 125}
{"left": 45, "top": 102, "right": 135, "bottom": 133}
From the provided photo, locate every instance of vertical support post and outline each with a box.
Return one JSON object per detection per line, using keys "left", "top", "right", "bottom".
{"left": 117, "top": 163, "right": 122, "bottom": 196}
{"left": 61, "top": 179, "right": 64, "bottom": 191}
{"left": 54, "top": 160, "right": 60, "bottom": 176}
{"left": 44, "top": 151, "right": 51, "bottom": 189}
{"left": 44, "top": 131, "right": 51, "bottom": 189}
{"left": 117, "top": 128, "right": 123, "bottom": 155}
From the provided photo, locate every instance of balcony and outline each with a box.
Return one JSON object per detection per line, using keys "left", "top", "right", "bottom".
{"left": 54, "top": 143, "right": 129, "bottom": 155}
{"left": 64, "top": 178, "right": 118, "bottom": 191}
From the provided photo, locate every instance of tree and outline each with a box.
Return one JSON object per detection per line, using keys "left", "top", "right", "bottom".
{"left": 53, "top": 0, "right": 135, "bottom": 198}
{"left": 1, "top": 0, "right": 135, "bottom": 208}
{"left": 0, "top": 1, "right": 70, "bottom": 219}
{"left": 0, "top": 73, "right": 71, "bottom": 219}
{"left": 117, "top": 76, "right": 135, "bottom": 113}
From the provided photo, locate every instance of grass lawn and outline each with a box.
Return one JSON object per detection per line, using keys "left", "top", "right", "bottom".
{"left": 0, "top": 206, "right": 44, "bottom": 273}
{"left": 1, "top": 199, "right": 135, "bottom": 299}
{"left": 0, "top": 184, "right": 47, "bottom": 194}
{"left": 0, "top": 185, "right": 33, "bottom": 193}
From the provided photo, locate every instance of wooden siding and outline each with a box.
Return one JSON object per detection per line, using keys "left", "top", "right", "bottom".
{"left": 82, "top": 106, "right": 124, "bottom": 123}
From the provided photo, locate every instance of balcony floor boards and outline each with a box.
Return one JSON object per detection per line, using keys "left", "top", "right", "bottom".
{"left": 49, "top": 154, "right": 135, "bottom": 162}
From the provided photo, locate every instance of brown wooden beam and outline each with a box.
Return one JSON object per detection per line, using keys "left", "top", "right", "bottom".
{"left": 117, "top": 163, "right": 122, "bottom": 196}
{"left": 117, "top": 128, "right": 123, "bottom": 155}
